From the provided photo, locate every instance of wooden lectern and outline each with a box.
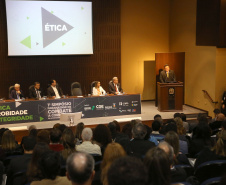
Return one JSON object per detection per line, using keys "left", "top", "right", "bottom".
{"left": 157, "top": 82, "right": 184, "bottom": 111}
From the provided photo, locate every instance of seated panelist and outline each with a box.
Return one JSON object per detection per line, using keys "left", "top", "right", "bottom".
{"left": 9, "top": 84, "right": 24, "bottom": 100}
{"left": 109, "top": 77, "right": 123, "bottom": 95}
{"left": 159, "top": 64, "right": 176, "bottom": 83}
{"left": 29, "top": 82, "right": 44, "bottom": 99}
{"left": 47, "top": 79, "right": 64, "bottom": 98}
{"left": 92, "top": 81, "right": 106, "bottom": 96}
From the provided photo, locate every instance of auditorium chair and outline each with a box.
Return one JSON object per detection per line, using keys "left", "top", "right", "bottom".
{"left": 71, "top": 82, "right": 82, "bottom": 96}
{"left": 91, "top": 81, "right": 97, "bottom": 94}
{"left": 171, "top": 182, "right": 191, "bottom": 185}
{"left": 59, "top": 165, "right": 66, "bottom": 176}
{"left": 194, "top": 160, "right": 226, "bottom": 183}
{"left": 174, "top": 164, "right": 194, "bottom": 177}
{"left": 200, "top": 177, "right": 221, "bottom": 185}
{"left": 8, "top": 85, "right": 14, "bottom": 98}
{"left": 10, "top": 170, "right": 27, "bottom": 185}
{"left": 91, "top": 154, "right": 102, "bottom": 163}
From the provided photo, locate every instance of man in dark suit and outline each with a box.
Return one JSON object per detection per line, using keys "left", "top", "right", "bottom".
{"left": 129, "top": 122, "right": 155, "bottom": 158}
{"left": 9, "top": 84, "right": 24, "bottom": 99}
{"left": 47, "top": 79, "right": 64, "bottom": 98}
{"left": 160, "top": 64, "right": 176, "bottom": 83}
{"left": 109, "top": 77, "right": 123, "bottom": 95}
{"left": 29, "top": 82, "right": 44, "bottom": 99}
{"left": 7, "top": 136, "right": 36, "bottom": 185}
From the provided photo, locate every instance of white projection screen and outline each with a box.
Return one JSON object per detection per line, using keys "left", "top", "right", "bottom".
{"left": 5, "top": 0, "right": 93, "bottom": 56}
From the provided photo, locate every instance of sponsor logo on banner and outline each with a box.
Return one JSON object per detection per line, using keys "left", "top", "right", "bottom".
{"left": 105, "top": 106, "right": 113, "bottom": 110}
{"left": 119, "top": 102, "right": 122, "bottom": 106}
{"left": 127, "top": 109, "right": 131, "bottom": 112}
{"left": 123, "top": 102, "right": 129, "bottom": 106}
{"left": 132, "top": 109, "right": 136, "bottom": 112}
{"left": 119, "top": 109, "right": 127, "bottom": 113}
{"left": 112, "top": 103, "right": 117, "bottom": 109}
{"left": 96, "top": 105, "right": 104, "bottom": 110}
{"left": 132, "top": 103, "right": 138, "bottom": 106}
{"left": 84, "top": 107, "right": 91, "bottom": 111}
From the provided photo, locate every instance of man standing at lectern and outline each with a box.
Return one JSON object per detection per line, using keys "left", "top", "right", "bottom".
{"left": 160, "top": 64, "right": 176, "bottom": 83}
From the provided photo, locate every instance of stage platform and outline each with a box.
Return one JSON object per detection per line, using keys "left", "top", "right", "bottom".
{"left": 0, "top": 101, "right": 207, "bottom": 130}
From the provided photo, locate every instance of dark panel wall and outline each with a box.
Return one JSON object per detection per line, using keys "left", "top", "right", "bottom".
{"left": 0, "top": 0, "right": 121, "bottom": 98}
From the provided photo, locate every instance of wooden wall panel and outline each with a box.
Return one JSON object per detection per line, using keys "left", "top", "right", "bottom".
{"left": 0, "top": 0, "right": 121, "bottom": 98}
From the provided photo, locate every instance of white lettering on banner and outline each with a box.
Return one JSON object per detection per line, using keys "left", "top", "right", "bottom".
{"left": 45, "top": 23, "right": 68, "bottom": 31}
{"left": 47, "top": 101, "right": 72, "bottom": 120}
{"left": 0, "top": 110, "right": 28, "bottom": 116}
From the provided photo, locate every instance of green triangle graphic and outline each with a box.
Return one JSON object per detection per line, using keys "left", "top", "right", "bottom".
{"left": 62, "top": 42, "right": 66, "bottom": 46}
{"left": 20, "top": 36, "right": 31, "bottom": 49}
{"left": 40, "top": 117, "right": 44, "bottom": 122}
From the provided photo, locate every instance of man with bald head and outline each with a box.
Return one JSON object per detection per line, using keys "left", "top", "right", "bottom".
{"left": 66, "top": 152, "right": 95, "bottom": 185}
{"left": 9, "top": 83, "right": 24, "bottom": 99}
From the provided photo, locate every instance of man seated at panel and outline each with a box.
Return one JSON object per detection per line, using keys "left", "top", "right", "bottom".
{"left": 109, "top": 77, "right": 123, "bottom": 95}
{"left": 29, "top": 82, "right": 44, "bottom": 99}
{"left": 160, "top": 64, "right": 176, "bottom": 83}
{"left": 92, "top": 81, "right": 106, "bottom": 96}
{"left": 9, "top": 83, "right": 24, "bottom": 99}
{"left": 47, "top": 79, "right": 64, "bottom": 98}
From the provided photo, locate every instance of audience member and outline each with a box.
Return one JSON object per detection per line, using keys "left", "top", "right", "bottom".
{"left": 113, "top": 120, "right": 121, "bottom": 132}
{"left": 75, "top": 122, "right": 85, "bottom": 145}
{"left": 122, "top": 123, "right": 133, "bottom": 139}
{"left": 194, "top": 130, "right": 226, "bottom": 169}
{"left": 222, "top": 120, "right": 226, "bottom": 130}
{"left": 101, "top": 143, "right": 126, "bottom": 185}
{"left": 66, "top": 152, "right": 95, "bottom": 185}
{"left": 49, "top": 129, "right": 64, "bottom": 152}
{"left": 0, "top": 128, "right": 9, "bottom": 144}
{"left": 31, "top": 151, "right": 71, "bottom": 185}
{"left": 61, "top": 128, "right": 76, "bottom": 163}
{"left": 76, "top": 128, "right": 101, "bottom": 155}
{"left": 107, "top": 156, "right": 148, "bottom": 185}
{"left": 150, "top": 120, "right": 165, "bottom": 144}
{"left": 93, "top": 124, "right": 112, "bottom": 154}
{"left": 144, "top": 124, "right": 158, "bottom": 145}
{"left": 174, "top": 113, "right": 182, "bottom": 119}
{"left": 7, "top": 136, "right": 36, "bottom": 185}
{"left": 58, "top": 124, "right": 67, "bottom": 133}
{"left": 165, "top": 131, "right": 190, "bottom": 165}
{"left": 174, "top": 117, "right": 187, "bottom": 140}
{"left": 181, "top": 113, "right": 189, "bottom": 133}
{"left": 158, "top": 141, "right": 187, "bottom": 183}
{"left": 211, "top": 108, "right": 221, "bottom": 123}
{"left": 27, "top": 142, "right": 51, "bottom": 182}
{"left": 209, "top": 113, "right": 225, "bottom": 131}
{"left": 189, "top": 120, "right": 214, "bottom": 157}
{"left": 53, "top": 123, "right": 61, "bottom": 129}
{"left": 144, "top": 147, "right": 171, "bottom": 185}
{"left": 37, "top": 130, "right": 50, "bottom": 144}
{"left": 129, "top": 123, "right": 155, "bottom": 158}
{"left": 0, "top": 130, "right": 23, "bottom": 160}
{"left": 108, "top": 122, "right": 130, "bottom": 153}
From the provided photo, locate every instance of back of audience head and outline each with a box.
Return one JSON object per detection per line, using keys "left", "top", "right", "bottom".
{"left": 108, "top": 122, "right": 117, "bottom": 135}
{"left": 213, "top": 108, "right": 221, "bottom": 116}
{"left": 23, "top": 136, "right": 36, "bottom": 152}
{"left": 113, "top": 120, "right": 120, "bottom": 132}
{"left": 62, "top": 128, "right": 75, "bottom": 149}
{"left": 130, "top": 119, "right": 142, "bottom": 127}
{"left": 39, "top": 151, "right": 61, "bottom": 180}
{"left": 216, "top": 113, "right": 225, "bottom": 122}
{"left": 174, "top": 113, "right": 182, "bottom": 119}
{"left": 67, "top": 152, "right": 95, "bottom": 185}
{"left": 154, "top": 114, "right": 162, "bottom": 120}
{"left": 53, "top": 123, "right": 61, "bottom": 129}
{"left": 197, "top": 114, "right": 208, "bottom": 123}
{"left": 165, "top": 120, "right": 177, "bottom": 134}
{"left": 28, "top": 125, "right": 37, "bottom": 132}
{"left": 50, "top": 128, "right": 62, "bottom": 144}
{"left": 58, "top": 124, "right": 67, "bottom": 133}
{"left": 29, "top": 129, "right": 38, "bottom": 138}
{"left": 164, "top": 131, "right": 180, "bottom": 156}
{"left": 212, "top": 130, "right": 226, "bottom": 156}
{"left": 82, "top": 128, "right": 93, "bottom": 141}
{"left": 122, "top": 123, "right": 133, "bottom": 139}
{"left": 144, "top": 147, "right": 171, "bottom": 185}
{"left": 174, "top": 117, "right": 186, "bottom": 135}
{"left": 107, "top": 156, "right": 148, "bottom": 185}
{"left": 194, "top": 121, "right": 211, "bottom": 140}
{"left": 93, "top": 124, "right": 112, "bottom": 146}
{"left": 0, "top": 128, "right": 9, "bottom": 145}
{"left": 75, "top": 122, "right": 85, "bottom": 140}
{"left": 152, "top": 120, "right": 161, "bottom": 131}
{"left": 102, "top": 143, "right": 126, "bottom": 168}
{"left": 1, "top": 130, "right": 16, "bottom": 151}
{"left": 37, "top": 130, "right": 50, "bottom": 144}
{"left": 132, "top": 123, "right": 147, "bottom": 140}
{"left": 158, "top": 141, "right": 175, "bottom": 166}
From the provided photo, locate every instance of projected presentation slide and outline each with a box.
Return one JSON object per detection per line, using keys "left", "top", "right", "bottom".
{"left": 5, "top": 0, "right": 93, "bottom": 56}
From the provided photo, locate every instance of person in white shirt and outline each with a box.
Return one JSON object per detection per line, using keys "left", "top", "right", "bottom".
{"left": 47, "top": 79, "right": 64, "bottom": 98}
{"left": 76, "top": 128, "right": 102, "bottom": 155}
{"left": 92, "top": 81, "right": 106, "bottom": 96}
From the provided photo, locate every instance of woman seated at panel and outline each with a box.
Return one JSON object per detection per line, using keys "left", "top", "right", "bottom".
{"left": 92, "top": 81, "right": 106, "bottom": 96}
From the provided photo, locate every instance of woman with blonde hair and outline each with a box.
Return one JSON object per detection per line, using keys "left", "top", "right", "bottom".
{"left": 195, "top": 130, "right": 226, "bottom": 169}
{"left": 92, "top": 81, "right": 106, "bottom": 96}
{"left": 101, "top": 142, "right": 126, "bottom": 185}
